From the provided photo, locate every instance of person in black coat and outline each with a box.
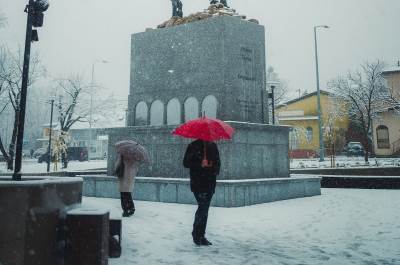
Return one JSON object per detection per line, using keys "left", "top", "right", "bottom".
{"left": 183, "top": 139, "right": 220, "bottom": 246}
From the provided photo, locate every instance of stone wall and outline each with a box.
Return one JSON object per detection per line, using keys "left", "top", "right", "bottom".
{"left": 82, "top": 175, "right": 321, "bottom": 207}
{"left": 106, "top": 122, "right": 290, "bottom": 180}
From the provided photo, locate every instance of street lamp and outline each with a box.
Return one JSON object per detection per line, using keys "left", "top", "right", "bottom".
{"left": 88, "top": 60, "right": 108, "bottom": 161}
{"left": 267, "top": 81, "right": 280, "bottom": 125}
{"left": 314, "top": 25, "right": 329, "bottom": 162}
{"left": 13, "top": 0, "right": 49, "bottom": 180}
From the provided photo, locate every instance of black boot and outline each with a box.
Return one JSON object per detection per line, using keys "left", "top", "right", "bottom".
{"left": 200, "top": 237, "right": 212, "bottom": 246}
{"left": 121, "top": 192, "right": 135, "bottom": 217}
{"left": 192, "top": 232, "right": 201, "bottom": 246}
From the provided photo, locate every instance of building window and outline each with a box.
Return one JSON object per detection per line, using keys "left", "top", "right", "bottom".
{"left": 184, "top": 97, "right": 199, "bottom": 122}
{"left": 201, "top": 95, "right": 218, "bottom": 118}
{"left": 289, "top": 130, "right": 299, "bottom": 150}
{"left": 150, "top": 100, "right": 164, "bottom": 126}
{"left": 376, "top": 125, "right": 390, "bottom": 149}
{"left": 306, "top": 127, "right": 313, "bottom": 143}
{"left": 135, "top": 101, "right": 148, "bottom": 125}
{"left": 167, "top": 98, "right": 181, "bottom": 125}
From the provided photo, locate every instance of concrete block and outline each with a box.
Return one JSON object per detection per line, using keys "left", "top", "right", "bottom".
{"left": 83, "top": 178, "right": 96, "bottom": 197}
{"left": 159, "top": 183, "right": 177, "bottom": 203}
{"left": 95, "top": 178, "right": 119, "bottom": 199}
{"left": 134, "top": 182, "right": 159, "bottom": 202}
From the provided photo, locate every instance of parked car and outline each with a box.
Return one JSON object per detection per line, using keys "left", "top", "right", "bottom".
{"left": 37, "top": 146, "right": 88, "bottom": 163}
{"left": 67, "top": 147, "right": 88, "bottom": 162}
{"left": 33, "top": 147, "right": 47, "bottom": 158}
{"left": 344, "top": 142, "right": 365, "bottom": 157}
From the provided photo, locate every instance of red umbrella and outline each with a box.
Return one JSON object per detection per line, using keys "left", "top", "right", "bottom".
{"left": 172, "top": 116, "right": 234, "bottom": 141}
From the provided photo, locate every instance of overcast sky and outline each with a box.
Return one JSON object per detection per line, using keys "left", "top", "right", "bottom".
{"left": 1, "top": 0, "right": 399, "bottom": 100}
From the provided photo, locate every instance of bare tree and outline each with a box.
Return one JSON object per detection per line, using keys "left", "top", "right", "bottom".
{"left": 56, "top": 74, "right": 117, "bottom": 132}
{"left": 56, "top": 74, "right": 91, "bottom": 132}
{"left": 0, "top": 46, "right": 43, "bottom": 169}
{"left": 323, "top": 96, "right": 348, "bottom": 165}
{"left": 0, "top": 13, "right": 6, "bottom": 28}
{"left": 266, "top": 66, "right": 289, "bottom": 106}
{"left": 328, "top": 60, "right": 392, "bottom": 162}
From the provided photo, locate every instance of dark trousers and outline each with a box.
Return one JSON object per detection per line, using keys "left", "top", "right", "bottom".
{"left": 192, "top": 192, "right": 214, "bottom": 239}
{"left": 120, "top": 192, "right": 135, "bottom": 212}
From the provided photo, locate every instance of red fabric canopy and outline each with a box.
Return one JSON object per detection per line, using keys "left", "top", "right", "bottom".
{"left": 172, "top": 116, "right": 234, "bottom": 141}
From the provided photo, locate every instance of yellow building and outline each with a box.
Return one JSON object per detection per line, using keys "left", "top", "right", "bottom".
{"left": 372, "top": 64, "right": 400, "bottom": 157}
{"left": 276, "top": 91, "right": 349, "bottom": 157}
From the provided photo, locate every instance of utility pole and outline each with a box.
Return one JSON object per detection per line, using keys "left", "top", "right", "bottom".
{"left": 46, "top": 99, "right": 54, "bottom": 172}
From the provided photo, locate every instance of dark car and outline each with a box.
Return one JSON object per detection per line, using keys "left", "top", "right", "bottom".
{"left": 0, "top": 154, "right": 6, "bottom": 162}
{"left": 68, "top": 147, "right": 88, "bottom": 162}
{"left": 33, "top": 147, "right": 47, "bottom": 158}
{"left": 38, "top": 147, "right": 88, "bottom": 163}
{"left": 345, "top": 142, "right": 365, "bottom": 157}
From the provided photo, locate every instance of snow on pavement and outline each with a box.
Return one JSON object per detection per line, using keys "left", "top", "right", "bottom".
{"left": 83, "top": 189, "right": 400, "bottom": 265}
{"left": 1, "top": 157, "right": 399, "bottom": 174}
{"left": 0, "top": 159, "right": 107, "bottom": 173}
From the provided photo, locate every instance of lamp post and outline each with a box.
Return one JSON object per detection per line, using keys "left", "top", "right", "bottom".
{"left": 267, "top": 81, "right": 280, "bottom": 125}
{"left": 314, "top": 25, "right": 329, "bottom": 162}
{"left": 13, "top": 0, "right": 49, "bottom": 180}
{"left": 88, "top": 60, "right": 108, "bottom": 161}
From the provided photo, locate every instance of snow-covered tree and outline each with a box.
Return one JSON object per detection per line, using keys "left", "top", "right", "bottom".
{"left": 0, "top": 47, "right": 43, "bottom": 169}
{"left": 56, "top": 74, "right": 91, "bottom": 132}
{"left": 328, "top": 60, "right": 393, "bottom": 162}
{"left": 0, "top": 13, "right": 6, "bottom": 28}
{"left": 55, "top": 74, "right": 115, "bottom": 132}
{"left": 323, "top": 96, "right": 348, "bottom": 161}
{"left": 52, "top": 130, "right": 69, "bottom": 169}
{"left": 266, "top": 66, "right": 289, "bottom": 106}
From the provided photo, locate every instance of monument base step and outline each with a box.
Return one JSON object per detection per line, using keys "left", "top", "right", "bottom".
{"left": 81, "top": 176, "right": 321, "bottom": 207}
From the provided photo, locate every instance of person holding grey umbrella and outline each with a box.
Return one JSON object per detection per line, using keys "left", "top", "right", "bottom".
{"left": 115, "top": 140, "right": 150, "bottom": 217}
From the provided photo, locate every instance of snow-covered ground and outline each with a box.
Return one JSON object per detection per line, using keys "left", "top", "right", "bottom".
{"left": 83, "top": 189, "right": 400, "bottom": 265}
{"left": 0, "top": 159, "right": 107, "bottom": 173}
{"left": 290, "top": 156, "right": 400, "bottom": 169}
{"left": 1, "top": 156, "right": 399, "bottom": 174}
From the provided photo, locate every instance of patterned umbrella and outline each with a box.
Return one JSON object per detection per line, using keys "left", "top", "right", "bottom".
{"left": 115, "top": 140, "right": 150, "bottom": 163}
{"left": 172, "top": 116, "right": 234, "bottom": 141}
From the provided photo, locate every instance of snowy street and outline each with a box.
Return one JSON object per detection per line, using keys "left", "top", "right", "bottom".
{"left": 84, "top": 189, "right": 400, "bottom": 265}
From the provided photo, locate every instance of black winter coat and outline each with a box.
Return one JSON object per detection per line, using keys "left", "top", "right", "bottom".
{"left": 183, "top": 140, "right": 220, "bottom": 193}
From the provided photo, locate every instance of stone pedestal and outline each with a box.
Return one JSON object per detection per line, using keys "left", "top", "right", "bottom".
{"left": 127, "top": 15, "right": 268, "bottom": 125}
{"left": 82, "top": 175, "right": 321, "bottom": 207}
{"left": 107, "top": 122, "right": 290, "bottom": 180}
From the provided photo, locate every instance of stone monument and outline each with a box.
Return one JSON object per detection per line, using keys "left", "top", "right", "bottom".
{"left": 89, "top": 5, "right": 321, "bottom": 207}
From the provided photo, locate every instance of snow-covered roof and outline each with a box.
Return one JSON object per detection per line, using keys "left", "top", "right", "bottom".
{"left": 42, "top": 123, "right": 59, "bottom": 128}
{"left": 382, "top": 65, "right": 400, "bottom": 74}
{"left": 277, "top": 90, "right": 332, "bottom": 108}
{"left": 278, "top": 116, "right": 319, "bottom": 121}
{"left": 70, "top": 113, "right": 126, "bottom": 129}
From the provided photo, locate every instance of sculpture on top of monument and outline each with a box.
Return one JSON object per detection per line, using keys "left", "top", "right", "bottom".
{"left": 171, "top": 0, "right": 183, "bottom": 18}
{"left": 210, "top": 0, "right": 229, "bottom": 8}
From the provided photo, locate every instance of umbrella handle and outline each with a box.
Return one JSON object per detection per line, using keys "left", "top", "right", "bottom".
{"left": 201, "top": 142, "right": 213, "bottom": 168}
